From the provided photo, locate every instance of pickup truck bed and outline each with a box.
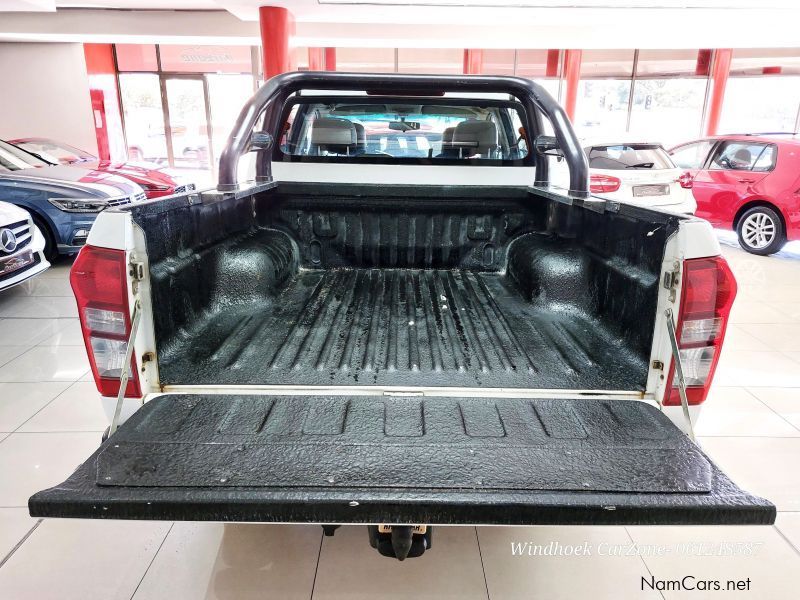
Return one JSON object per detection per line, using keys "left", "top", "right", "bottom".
{"left": 30, "top": 73, "right": 774, "bottom": 557}
{"left": 150, "top": 184, "right": 658, "bottom": 391}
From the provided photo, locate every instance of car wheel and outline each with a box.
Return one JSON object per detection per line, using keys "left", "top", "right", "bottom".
{"left": 31, "top": 214, "right": 58, "bottom": 262}
{"left": 736, "top": 206, "right": 786, "bottom": 256}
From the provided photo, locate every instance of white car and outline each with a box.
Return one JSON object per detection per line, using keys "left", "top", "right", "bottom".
{"left": 554, "top": 139, "right": 697, "bottom": 214}
{"left": 0, "top": 201, "right": 50, "bottom": 291}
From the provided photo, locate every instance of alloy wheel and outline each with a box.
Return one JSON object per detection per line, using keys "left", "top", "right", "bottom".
{"left": 741, "top": 212, "right": 776, "bottom": 250}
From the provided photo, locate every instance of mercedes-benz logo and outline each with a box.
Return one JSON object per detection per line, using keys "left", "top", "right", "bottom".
{"left": 0, "top": 228, "right": 17, "bottom": 253}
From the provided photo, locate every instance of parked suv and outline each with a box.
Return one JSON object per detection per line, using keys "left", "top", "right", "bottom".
{"left": 0, "top": 139, "right": 145, "bottom": 259}
{"left": 669, "top": 134, "right": 800, "bottom": 255}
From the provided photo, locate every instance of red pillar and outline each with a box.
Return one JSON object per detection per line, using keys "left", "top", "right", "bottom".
{"left": 259, "top": 6, "right": 294, "bottom": 79}
{"left": 83, "top": 43, "right": 117, "bottom": 161}
{"left": 463, "top": 49, "right": 483, "bottom": 75}
{"left": 308, "top": 47, "right": 325, "bottom": 71}
{"left": 545, "top": 49, "right": 561, "bottom": 77}
{"left": 325, "top": 48, "right": 337, "bottom": 71}
{"left": 704, "top": 48, "right": 732, "bottom": 136}
{"left": 563, "top": 49, "right": 582, "bottom": 121}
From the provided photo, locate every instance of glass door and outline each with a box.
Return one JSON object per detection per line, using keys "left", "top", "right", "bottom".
{"left": 163, "top": 76, "right": 213, "bottom": 175}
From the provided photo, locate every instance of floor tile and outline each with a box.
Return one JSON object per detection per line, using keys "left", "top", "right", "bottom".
{"left": 7, "top": 276, "right": 74, "bottom": 297}
{"left": 313, "top": 525, "right": 487, "bottom": 600}
{"left": 0, "top": 318, "right": 73, "bottom": 346}
{"left": 0, "top": 346, "right": 29, "bottom": 369}
{"left": 0, "top": 432, "right": 102, "bottom": 507}
{"left": 724, "top": 325, "right": 771, "bottom": 352}
{"left": 738, "top": 323, "right": 800, "bottom": 352}
{"left": 133, "top": 523, "right": 320, "bottom": 600}
{"left": 699, "top": 436, "right": 800, "bottom": 512}
{"left": 714, "top": 349, "right": 800, "bottom": 387}
{"left": 0, "top": 382, "right": 72, "bottom": 432}
{"left": 37, "top": 319, "right": 84, "bottom": 346}
{"left": 694, "top": 387, "right": 800, "bottom": 437}
{"left": 0, "top": 295, "right": 77, "bottom": 319}
{"left": 729, "top": 301, "right": 794, "bottom": 325}
{"left": 629, "top": 525, "right": 799, "bottom": 599}
{"left": 775, "top": 513, "right": 800, "bottom": 554}
{"left": 35, "top": 260, "right": 74, "bottom": 279}
{"left": 0, "top": 508, "right": 38, "bottom": 562}
{"left": 0, "top": 346, "right": 90, "bottom": 382}
{"left": 768, "top": 302, "right": 800, "bottom": 323}
{"left": 0, "top": 519, "right": 170, "bottom": 600}
{"left": 738, "top": 284, "right": 800, "bottom": 303}
{"left": 747, "top": 387, "right": 800, "bottom": 430}
{"left": 17, "top": 382, "right": 108, "bottom": 432}
{"left": 478, "top": 526, "right": 658, "bottom": 599}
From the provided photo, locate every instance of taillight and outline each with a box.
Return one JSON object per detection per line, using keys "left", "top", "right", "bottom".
{"left": 664, "top": 256, "right": 737, "bottom": 406}
{"left": 70, "top": 245, "right": 141, "bottom": 398}
{"left": 677, "top": 172, "right": 694, "bottom": 189}
{"left": 589, "top": 174, "right": 622, "bottom": 193}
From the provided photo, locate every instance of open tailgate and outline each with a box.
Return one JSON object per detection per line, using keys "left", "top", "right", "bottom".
{"left": 30, "top": 394, "right": 774, "bottom": 525}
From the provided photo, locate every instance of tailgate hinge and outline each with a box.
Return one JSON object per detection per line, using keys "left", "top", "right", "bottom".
{"left": 663, "top": 260, "right": 681, "bottom": 303}
{"left": 129, "top": 258, "right": 146, "bottom": 295}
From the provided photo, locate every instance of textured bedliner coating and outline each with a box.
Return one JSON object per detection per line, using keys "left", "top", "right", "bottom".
{"left": 29, "top": 394, "right": 775, "bottom": 525}
{"left": 139, "top": 184, "right": 671, "bottom": 390}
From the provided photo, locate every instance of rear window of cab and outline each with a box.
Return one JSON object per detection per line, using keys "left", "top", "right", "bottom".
{"left": 274, "top": 97, "right": 532, "bottom": 166}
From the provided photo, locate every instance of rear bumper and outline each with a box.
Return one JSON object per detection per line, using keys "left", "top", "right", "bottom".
{"left": 30, "top": 394, "right": 775, "bottom": 526}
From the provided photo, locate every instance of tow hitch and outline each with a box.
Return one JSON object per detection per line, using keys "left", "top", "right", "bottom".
{"left": 368, "top": 525, "right": 433, "bottom": 560}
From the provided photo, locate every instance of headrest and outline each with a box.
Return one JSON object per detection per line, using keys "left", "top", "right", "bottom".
{"left": 452, "top": 120, "right": 498, "bottom": 156}
{"left": 353, "top": 122, "right": 366, "bottom": 148}
{"left": 441, "top": 126, "right": 456, "bottom": 144}
{"left": 310, "top": 118, "right": 357, "bottom": 147}
{"left": 733, "top": 148, "right": 752, "bottom": 164}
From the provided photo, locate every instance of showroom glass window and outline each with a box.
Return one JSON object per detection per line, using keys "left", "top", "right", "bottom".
{"left": 718, "top": 49, "right": 800, "bottom": 134}
{"left": 629, "top": 49, "right": 709, "bottom": 147}
{"left": 574, "top": 50, "right": 634, "bottom": 137}
{"left": 115, "top": 44, "right": 257, "bottom": 182}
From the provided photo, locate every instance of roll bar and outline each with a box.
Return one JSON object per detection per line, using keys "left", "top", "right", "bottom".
{"left": 217, "top": 71, "right": 589, "bottom": 198}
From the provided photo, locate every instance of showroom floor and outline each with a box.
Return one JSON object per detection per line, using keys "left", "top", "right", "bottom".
{"left": 0, "top": 235, "right": 799, "bottom": 599}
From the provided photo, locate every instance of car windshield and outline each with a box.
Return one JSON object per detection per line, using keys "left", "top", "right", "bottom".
{"left": 586, "top": 144, "right": 674, "bottom": 170}
{"left": 279, "top": 99, "right": 529, "bottom": 162}
{"left": 15, "top": 139, "right": 96, "bottom": 165}
{"left": 0, "top": 140, "right": 50, "bottom": 172}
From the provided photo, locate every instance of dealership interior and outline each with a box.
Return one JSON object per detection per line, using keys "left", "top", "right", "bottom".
{"left": 2, "top": 1, "right": 800, "bottom": 598}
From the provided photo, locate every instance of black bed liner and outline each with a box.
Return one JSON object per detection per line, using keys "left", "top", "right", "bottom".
{"left": 162, "top": 268, "right": 645, "bottom": 389}
{"left": 30, "top": 394, "right": 774, "bottom": 525}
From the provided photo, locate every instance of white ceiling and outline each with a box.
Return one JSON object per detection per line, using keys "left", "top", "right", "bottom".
{"left": 2, "top": 0, "right": 800, "bottom": 48}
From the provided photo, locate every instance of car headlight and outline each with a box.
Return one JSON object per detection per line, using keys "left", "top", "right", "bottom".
{"left": 48, "top": 198, "right": 110, "bottom": 213}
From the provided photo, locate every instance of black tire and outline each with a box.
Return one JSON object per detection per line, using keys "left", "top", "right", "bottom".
{"left": 736, "top": 206, "right": 786, "bottom": 256}
{"left": 31, "top": 214, "right": 58, "bottom": 262}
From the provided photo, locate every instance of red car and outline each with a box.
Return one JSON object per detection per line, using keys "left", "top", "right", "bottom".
{"left": 9, "top": 138, "right": 195, "bottom": 200}
{"left": 669, "top": 134, "right": 800, "bottom": 255}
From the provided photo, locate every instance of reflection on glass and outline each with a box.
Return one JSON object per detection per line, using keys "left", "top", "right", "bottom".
{"left": 207, "top": 74, "right": 256, "bottom": 171}
{"left": 574, "top": 80, "right": 631, "bottom": 137}
{"left": 629, "top": 79, "right": 707, "bottom": 147}
{"left": 118, "top": 73, "right": 168, "bottom": 164}
{"left": 719, "top": 76, "right": 800, "bottom": 134}
{"left": 165, "top": 78, "right": 210, "bottom": 170}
